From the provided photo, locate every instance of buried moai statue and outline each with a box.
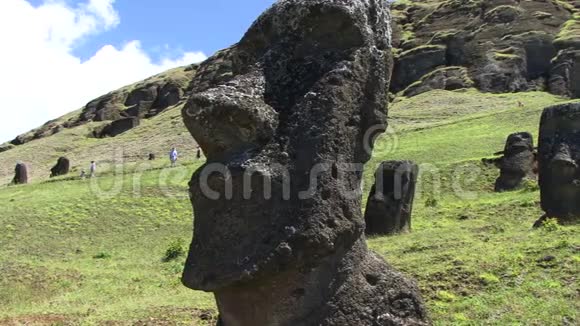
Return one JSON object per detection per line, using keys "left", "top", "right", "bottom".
{"left": 50, "top": 157, "right": 70, "bottom": 177}
{"left": 180, "top": 0, "right": 429, "bottom": 325}
{"left": 535, "top": 103, "right": 580, "bottom": 227}
{"left": 12, "top": 163, "right": 28, "bottom": 185}
{"left": 483, "top": 132, "right": 537, "bottom": 192}
{"left": 365, "top": 161, "right": 419, "bottom": 236}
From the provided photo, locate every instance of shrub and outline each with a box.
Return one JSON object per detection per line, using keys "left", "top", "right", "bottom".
{"left": 425, "top": 196, "right": 438, "bottom": 207}
{"left": 542, "top": 218, "right": 560, "bottom": 232}
{"left": 479, "top": 273, "right": 500, "bottom": 285}
{"left": 93, "top": 252, "right": 111, "bottom": 259}
{"left": 163, "top": 238, "right": 186, "bottom": 262}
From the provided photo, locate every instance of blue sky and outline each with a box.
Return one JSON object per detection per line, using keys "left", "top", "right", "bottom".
{"left": 0, "top": 0, "right": 276, "bottom": 142}
{"left": 73, "top": 0, "right": 276, "bottom": 62}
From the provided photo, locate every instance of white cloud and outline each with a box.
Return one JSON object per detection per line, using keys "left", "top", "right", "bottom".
{"left": 0, "top": 0, "right": 207, "bottom": 143}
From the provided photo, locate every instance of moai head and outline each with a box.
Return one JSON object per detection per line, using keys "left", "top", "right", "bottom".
{"left": 13, "top": 163, "right": 28, "bottom": 185}
{"left": 539, "top": 103, "right": 580, "bottom": 220}
{"left": 494, "top": 132, "right": 536, "bottom": 192}
{"left": 50, "top": 157, "right": 70, "bottom": 178}
{"left": 365, "top": 160, "right": 419, "bottom": 235}
{"left": 504, "top": 132, "right": 534, "bottom": 154}
{"left": 181, "top": 0, "right": 392, "bottom": 291}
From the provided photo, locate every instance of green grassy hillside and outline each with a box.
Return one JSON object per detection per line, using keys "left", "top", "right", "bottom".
{"left": 0, "top": 89, "right": 578, "bottom": 325}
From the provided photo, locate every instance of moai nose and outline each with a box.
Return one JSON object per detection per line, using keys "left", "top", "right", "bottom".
{"left": 551, "top": 144, "right": 576, "bottom": 167}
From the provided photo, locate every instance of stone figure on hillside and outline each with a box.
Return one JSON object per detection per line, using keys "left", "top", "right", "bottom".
{"left": 12, "top": 162, "right": 28, "bottom": 185}
{"left": 365, "top": 161, "right": 419, "bottom": 236}
{"left": 180, "top": 1, "right": 429, "bottom": 325}
{"left": 483, "top": 132, "right": 537, "bottom": 192}
{"left": 50, "top": 157, "right": 70, "bottom": 178}
{"left": 535, "top": 103, "right": 580, "bottom": 227}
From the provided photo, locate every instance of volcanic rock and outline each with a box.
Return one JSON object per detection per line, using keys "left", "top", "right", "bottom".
{"left": 365, "top": 161, "right": 419, "bottom": 235}
{"left": 181, "top": 0, "right": 429, "bottom": 325}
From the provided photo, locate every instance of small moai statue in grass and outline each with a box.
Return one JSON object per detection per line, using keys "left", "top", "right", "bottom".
{"left": 365, "top": 161, "right": 419, "bottom": 236}
{"left": 483, "top": 132, "right": 537, "bottom": 192}
{"left": 12, "top": 162, "right": 28, "bottom": 185}
{"left": 535, "top": 103, "right": 580, "bottom": 227}
{"left": 50, "top": 157, "right": 70, "bottom": 177}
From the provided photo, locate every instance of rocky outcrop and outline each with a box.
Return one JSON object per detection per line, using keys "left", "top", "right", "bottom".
{"left": 403, "top": 66, "right": 474, "bottom": 97}
{"left": 390, "top": 0, "right": 578, "bottom": 96}
{"left": 392, "top": 45, "right": 447, "bottom": 93}
{"left": 50, "top": 157, "right": 70, "bottom": 178}
{"left": 12, "top": 163, "right": 28, "bottom": 185}
{"left": 7, "top": 65, "right": 197, "bottom": 148}
{"left": 365, "top": 161, "right": 419, "bottom": 236}
{"left": 549, "top": 49, "right": 580, "bottom": 97}
{"left": 538, "top": 102, "right": 580, "bottom": 225}
{"left": 0, "top": 143, "right": 14, "bottom": 153}
{"left": 181, "top": 0, "right": 429, "bottom": 325}
{"left": 95, "top": 117, "right": 141, "bottom": 138}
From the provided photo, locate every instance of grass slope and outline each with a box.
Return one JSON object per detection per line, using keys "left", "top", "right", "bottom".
{"left": 0, "top": 89, "right": 579, "bottom": 325}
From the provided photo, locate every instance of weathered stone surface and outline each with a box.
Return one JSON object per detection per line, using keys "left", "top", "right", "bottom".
{"left": 485, "top": 132, "right": 537, "bottom": 192}
{"left": 0, "top": 143, "right": 15, "bottom": 153}
{"left": 124, "top": 85, "right": 159, "bottom": 118}
{"left": 181, "top": 0, "right": 429, "bottom": 325}
{"left": 365, "top": 161, "right": 419, "bottom": 236}
{"left": 403, "top": 66, "right": 474, "bottom": 97}
{"left": 97, "top": 117, "right": 140, "bottom": 138}
{"left": 391, "top": 45, "right": 447, "bottom": 93}
{"left": 549, "top": 49, "right": 580, "bottom": 98}
{"left": 50, "top": 157, "right": 70, "bottom": 178}
{"left": 12, "top": 163, "right": 28, "bottom": 185}
{"left": 538, "top": 103, "right": 580, "bottom": 224}
{"left": 390, "top": 0, "right": 573, "bottom": 95}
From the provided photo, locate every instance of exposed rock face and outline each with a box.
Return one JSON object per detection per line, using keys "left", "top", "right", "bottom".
{"left": 391, "top": 45, "right": 447, "bottom": 93}
{"left": 538, "top": 103, "right": 580, "bottom": 224}
{"left": 549, "top": 49, "right": 580, "bottom": 98}
{"left": 390, "top": 0, "right": 576, "bottom": 96}
{"left": 487, "top": 132, "right": 537, "bottom": 192}
{"left": 96, "top": 117, "right": 141, "bottom": 138}
{"left": 0, "top": 143, "right": 14, "bottom": 153}
{"left": 402, "top": 66, "right": 474, "bottom": 97}
{"left": 364, "top": 161, "right": 419, "bottom": 236}
{"left": 181, "top": 0, "right": 429, "bottom": 325}
{"left": 12, "top": 163, "right": 28, "bottom": 185}
{"left": 50, "top": 157, "right": 70, "bottom": 178}
{"left": 7, "top": 65, "right": 196, "bottom": 148}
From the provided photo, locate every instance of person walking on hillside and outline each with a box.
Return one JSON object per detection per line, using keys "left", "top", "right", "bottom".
{"left": 169, "top": 147, "right": 178, "bottom": 167}
{"left": 89, "top": 161, "right": 97, "bottom": 178}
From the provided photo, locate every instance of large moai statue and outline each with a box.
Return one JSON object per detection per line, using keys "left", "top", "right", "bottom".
{"left": 486, "top": 132, "right": 537, "bottom": 192}
{"left": 537, "top": 103, "right": 580, "bottom": 226}
{"left": 180, "top": 0, "right": 429, "bottom": 325}
{"left": 50, "top": 157, "right": 70, "bottom": 177}
{"left": 365, "top": 161, "right": 419, "bottom": 236}
{"left": 12, "top": 163, "right": 28, "bottom": 185}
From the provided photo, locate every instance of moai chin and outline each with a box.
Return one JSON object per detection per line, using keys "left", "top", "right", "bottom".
{"left": 537, "top": 103, "right": 580, "bottom": 225}
{"left": 181, "top": 0, "right": 429, "bottom": 325}
{"left": 364, "top": 161, "right": 419, "bottom": 236}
